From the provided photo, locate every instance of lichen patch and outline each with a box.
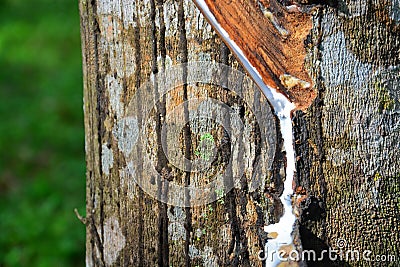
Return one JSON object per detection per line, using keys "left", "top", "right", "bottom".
{"left": 103, "top": 217, "right": 126, "bottom": 266}
{"left": 119, "top": 161, "right": 137, "bottom": 200}
{"left": 112, "top": 117, "right": 139, "bottom": 158}
{"left": 188, "top": 245, "right": 218, "bottom": 266}
{"left": 106, "top": 74, "right": 124, "bottom": 118}
{"left": 168, "top": 207, "right": 186, "bottom": 241}
{"left": 101, "top": 143, "right": 114, "bottom": 176}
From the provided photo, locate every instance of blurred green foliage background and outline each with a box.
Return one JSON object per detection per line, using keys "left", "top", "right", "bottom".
{"left": 0, "top": 0, "right": 85, "bottom": 266}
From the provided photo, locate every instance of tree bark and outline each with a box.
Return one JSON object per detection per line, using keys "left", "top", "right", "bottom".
{"left": 79, "top": 0, "right": 399, "bottom": 266}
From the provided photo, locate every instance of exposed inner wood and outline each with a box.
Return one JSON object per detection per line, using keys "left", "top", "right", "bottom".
{"left": 193, "top": 0, "right": 317, "bottom": 110}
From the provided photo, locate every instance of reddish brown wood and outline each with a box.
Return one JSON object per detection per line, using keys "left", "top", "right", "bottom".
{"left": 193, "top": 0, "right": 317, "bottom": 110}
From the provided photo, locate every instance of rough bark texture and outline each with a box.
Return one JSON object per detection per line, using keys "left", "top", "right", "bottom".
{"left": 80, "top": 0, "right": 399, "bottom": 266}
{"left": 294, "top": 1, "right": 400, "bottom": 266}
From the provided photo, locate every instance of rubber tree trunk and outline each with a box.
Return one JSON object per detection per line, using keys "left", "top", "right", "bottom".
{"left": 79, "top": 0, "right": 400, "bottom": 266}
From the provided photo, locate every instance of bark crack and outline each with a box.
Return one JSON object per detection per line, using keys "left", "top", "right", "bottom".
{"left": 150, "top": 0, "right": 170, "bottom": 266}
{"left": 177, "top": 1, "right": 192, "bottom": 266}
{"left": 133, "top": 2, "right": 144, "bottom": 265}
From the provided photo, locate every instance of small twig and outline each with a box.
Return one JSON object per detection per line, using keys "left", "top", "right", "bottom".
{"left": 74, "top": 208, "right": 87, "bottom": 225}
